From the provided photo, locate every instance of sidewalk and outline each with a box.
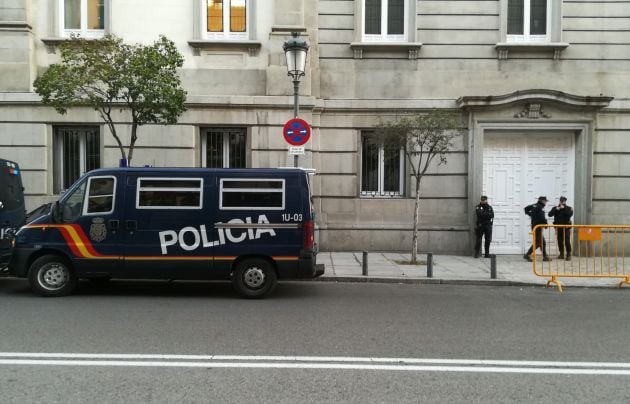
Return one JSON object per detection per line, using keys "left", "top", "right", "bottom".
{"left": 316, "top": 252, "right": 623, "bottom": 289}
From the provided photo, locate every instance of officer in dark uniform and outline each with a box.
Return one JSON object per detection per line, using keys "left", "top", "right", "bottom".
{"left": 474, "top": 195, "right": 494, "bottom": 258}
{"left": 548, "top": 196, "right": 574, "bottom": 260}
{"left": 524, "top": 196, "right": 551, "bottom": 262}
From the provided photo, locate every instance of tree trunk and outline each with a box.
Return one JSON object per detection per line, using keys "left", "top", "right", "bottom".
{"left": 99, "top": 110, "right": 126, "bottom": 160}
{"left": 411, "top": 176, "right": 422, "bottom": 264}
{"left": 115, "top": 137, "right": 127, "bottom": 161}
{"left": 127, "top": 122, "right": 138, "bottom": 164}
{"left": 109, "top": 129, "right": 126, "bottom": 161}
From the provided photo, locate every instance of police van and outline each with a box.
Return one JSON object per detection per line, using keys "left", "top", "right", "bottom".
{"left": 0, "top": 159, "right": 26, "bottom": 270}
{"left": 9, "top": 167, "right": 323, "bottom": 297}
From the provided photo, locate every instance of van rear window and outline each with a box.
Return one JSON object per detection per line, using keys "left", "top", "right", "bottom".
{"left": 137, "top": 178, "right": 203, "bottom": 209}
{"left": 220, "top": 178, "right": 285, "bottom": 210}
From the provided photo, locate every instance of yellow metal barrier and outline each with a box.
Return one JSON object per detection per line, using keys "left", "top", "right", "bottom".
{"left": 531, "top": 224, "right": 630, "bottom": 292}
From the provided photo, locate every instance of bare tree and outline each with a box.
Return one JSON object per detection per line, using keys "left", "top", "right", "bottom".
{"left": 378, "top": 110, "right": 462, "bottom": 264}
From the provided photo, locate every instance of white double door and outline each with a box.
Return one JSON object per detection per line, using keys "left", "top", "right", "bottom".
{"left": 482, "top": 132, "right": 574, "bottom": 254}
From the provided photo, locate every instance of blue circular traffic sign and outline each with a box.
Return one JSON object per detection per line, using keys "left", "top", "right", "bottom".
{"left": 283, "top": 118, "right": 311, "bottom": 146}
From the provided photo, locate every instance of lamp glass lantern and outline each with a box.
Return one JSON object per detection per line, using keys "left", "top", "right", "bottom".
{"left": 283, "top": 32, "right": 309, "bottom": 80}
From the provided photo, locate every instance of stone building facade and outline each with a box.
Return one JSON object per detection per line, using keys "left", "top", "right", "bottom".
{"left": 1, "top": 0, "right": 629, "bottom": 254}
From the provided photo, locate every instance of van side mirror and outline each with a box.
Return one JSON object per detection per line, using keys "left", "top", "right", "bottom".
{"left": 51, "top": 201, "right": 61, "bottom": 223}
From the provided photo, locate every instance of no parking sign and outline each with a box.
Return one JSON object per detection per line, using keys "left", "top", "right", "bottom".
{"left": 283, "top": 118, "right": 311, "bottom": 146}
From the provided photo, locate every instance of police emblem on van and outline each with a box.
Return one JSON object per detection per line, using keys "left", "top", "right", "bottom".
{"left": 89, "top": 217, "right": 107, "bottom": 242}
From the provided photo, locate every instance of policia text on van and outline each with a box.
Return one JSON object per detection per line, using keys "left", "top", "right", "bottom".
{"left": 9, "top": 168, "right": 323, "bottom": 298}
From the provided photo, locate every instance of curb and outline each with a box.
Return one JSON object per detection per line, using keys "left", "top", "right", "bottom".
{"left": 313, "top": 276, "right": 538, "bottom": 287}
{"left": 311, "top": 276, "right": 622, "bottom": 289}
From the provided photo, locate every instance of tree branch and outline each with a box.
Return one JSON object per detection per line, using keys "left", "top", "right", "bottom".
{"left": 98, "top": 106, "right": 125, "bottom": 160}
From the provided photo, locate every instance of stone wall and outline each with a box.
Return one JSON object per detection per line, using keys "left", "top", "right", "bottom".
{"left": 1, "top": 0, "right": 630, "bottom": 253}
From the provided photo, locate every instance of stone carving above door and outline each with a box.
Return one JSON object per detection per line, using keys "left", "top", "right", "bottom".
{"left": 514, "top": 103, "right": 551, "bottom": 119}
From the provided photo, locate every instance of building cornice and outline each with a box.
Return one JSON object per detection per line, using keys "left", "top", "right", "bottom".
{"left": 187, "top": 40, "right": 262, "bottom": 56}
{"left": 1, "top": 92, "right": 624, "bottom": 112}
{"left": 495, "top": 42, "right": 569, "bottom": 60}
{"left": 0, "top": 21, "right": 31, "bottom": 32}
{"left": 0, "top": 93, "right": 317, "bottom": 110}
{"left": 457, "top": 89, "right": 613, "bottom": 111}
{"left": 349, "top": 42, "right": 423, "bottom": 60}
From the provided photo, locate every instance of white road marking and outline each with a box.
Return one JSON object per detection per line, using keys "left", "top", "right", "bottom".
{"left": 1, "top": 353, "right": 630, "bottom": 369}
{"left": 1, "top": 359, "right": 630, "bottom": 375}
{"left": 1, "top": 353, "right": 630, "bottom": 375}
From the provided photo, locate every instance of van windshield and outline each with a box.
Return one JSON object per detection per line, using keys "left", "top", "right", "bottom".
{"left": 61, "top": 181, "right": 87, "bottom": 223}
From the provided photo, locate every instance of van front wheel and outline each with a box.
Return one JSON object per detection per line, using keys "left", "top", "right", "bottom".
{"left": 28, "top": 255, "right": 77, "bottom": 297}
{"left": 232, "top": 258, "right": 277, "bottom": 299}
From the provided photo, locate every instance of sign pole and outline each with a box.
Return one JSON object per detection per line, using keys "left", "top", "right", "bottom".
{"left": 293, "top": 79, "right": 300, "bottom": 168}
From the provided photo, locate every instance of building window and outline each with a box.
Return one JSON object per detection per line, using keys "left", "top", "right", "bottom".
{"left": 204, "top": 0, "right": 248, "bottom": 40}
{"left": 201, "top": 128, "right": 247, "bottom": 168}
{"left": 363, "top": 0, "right": 407, "bottom": 42}
{"left": 60, "top": 0, "right": 105, "bottom": 38}
{"left": 361, "top": 132, "right": 404, "bottom": 197}
{"left": 507, "top": 0, "right": 550, "bottom": 42}
{"left": 54, "top": 127, "right": 100, "bottom": 193}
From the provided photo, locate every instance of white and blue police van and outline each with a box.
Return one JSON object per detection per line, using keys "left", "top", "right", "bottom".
{"left": 9, "top": 167, "right": 323, "bottom": 298}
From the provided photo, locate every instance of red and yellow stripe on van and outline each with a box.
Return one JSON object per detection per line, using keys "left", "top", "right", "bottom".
{"left": 27, "top": 224, "right": 120, "bottom": 259}
{"left": 25, "top": 224, "right": 298, "bottom": 262}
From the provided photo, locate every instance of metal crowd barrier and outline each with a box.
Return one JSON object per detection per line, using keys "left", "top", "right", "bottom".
{"left": 531, "top": 224, "right": 630, "bottom": 292}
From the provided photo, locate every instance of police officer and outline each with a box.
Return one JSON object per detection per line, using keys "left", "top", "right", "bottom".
{"left": 548, "top": 196, "right": 573, "bottom": 260}
{"left": 474, "top": 195, "right": 494, "bottom": 258}
{"left": 524, "top": 196, "right": 551, "bottom": 262}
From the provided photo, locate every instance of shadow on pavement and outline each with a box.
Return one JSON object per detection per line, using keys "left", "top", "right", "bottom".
{"left": 0, "top": 278, "right": 320, "bottom": 300}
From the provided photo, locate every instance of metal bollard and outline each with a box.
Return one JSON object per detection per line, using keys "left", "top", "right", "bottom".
{"left": 362, "top": 251, "right": 368, "bottom": 276}
{"left": 490, "top": 255, "right": 497, "bottom": 279}
{"left": 427, "top": 253, "right": 433, "bottom": 278}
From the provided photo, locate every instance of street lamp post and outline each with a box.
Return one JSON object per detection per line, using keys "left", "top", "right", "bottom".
{"left": 283, "top": 32, "right": 309, "bottom": 167}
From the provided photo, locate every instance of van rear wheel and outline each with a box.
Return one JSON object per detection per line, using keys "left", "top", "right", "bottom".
{"left": 28, "top": 254, "right": 77, "bottom": 297}
{"left": 232, "top": 258, "right": 277, "bottom": 299}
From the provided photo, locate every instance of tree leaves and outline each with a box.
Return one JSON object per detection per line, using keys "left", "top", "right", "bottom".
{"left": 33, "top": 35, "right": 187, "bottom": 163}
{"left": 376, "top": 110, "right": 463, "bottom": 179}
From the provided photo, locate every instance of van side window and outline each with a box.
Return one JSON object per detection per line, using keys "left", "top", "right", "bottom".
{"left": 85, "top": 176, "right": 116, "bottom": 215}
{"left": 137, "top": 178, "right": 203, "bottom": 209}
{"left": 220, "top": 179, "right": 285, "bottom": 210}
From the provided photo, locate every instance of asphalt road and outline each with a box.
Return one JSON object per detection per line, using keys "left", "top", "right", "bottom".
{"left": 1, "top": 278, "right": 629, "bottom": 403}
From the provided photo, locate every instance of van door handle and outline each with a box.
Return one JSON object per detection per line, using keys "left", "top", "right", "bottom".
{"left": 108, "top": 219, "right": 119, "bottom": 230}
{"left": 125, "top": 220, "right": 137, "bottom": 231}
